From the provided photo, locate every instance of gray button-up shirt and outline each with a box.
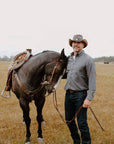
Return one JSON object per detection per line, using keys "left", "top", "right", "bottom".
{"left": 64, "top": 50, "right": 96, "bottom": 100}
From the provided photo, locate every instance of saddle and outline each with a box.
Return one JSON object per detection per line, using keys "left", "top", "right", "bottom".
{"left": 5, "top": 49, "right": 32, "bottom": 91}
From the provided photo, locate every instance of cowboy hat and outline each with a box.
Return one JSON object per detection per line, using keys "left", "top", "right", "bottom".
{"left": 69, "top": 34, "right": 88, "bottom": 48}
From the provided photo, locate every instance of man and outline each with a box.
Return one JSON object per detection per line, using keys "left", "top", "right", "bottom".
{"left": 64, "top": 34, "right": 96, "bottom": 144}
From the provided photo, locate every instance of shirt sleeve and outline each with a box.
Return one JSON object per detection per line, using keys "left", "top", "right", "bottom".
{"left": 86, "top": 58, "right": 96, "bottom": 101}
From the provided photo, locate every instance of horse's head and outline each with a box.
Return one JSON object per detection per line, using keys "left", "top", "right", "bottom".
{"left": 43, "top": 49, "right": 68, "bottom": 94}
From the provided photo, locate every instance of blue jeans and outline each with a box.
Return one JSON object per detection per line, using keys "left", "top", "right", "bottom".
{"left": 65, "top": 90, "right": 91, "bottom": 144}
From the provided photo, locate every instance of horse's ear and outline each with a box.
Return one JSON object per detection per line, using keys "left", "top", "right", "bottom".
{"left": 60, "top": 48, "right": 66, "bottom": 59}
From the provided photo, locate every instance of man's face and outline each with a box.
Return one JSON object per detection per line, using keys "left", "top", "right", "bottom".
{"left": 72, "top": 41, "right": 84, "bottom": 53}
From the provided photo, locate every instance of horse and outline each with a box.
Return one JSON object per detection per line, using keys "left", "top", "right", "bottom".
{"left": 11, "top": 49, "right": 67, "bottom": 144}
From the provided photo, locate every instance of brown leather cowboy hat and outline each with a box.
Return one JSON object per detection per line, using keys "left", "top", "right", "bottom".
{"left": 69, "top": 34, "right": 88, "bottom": 48}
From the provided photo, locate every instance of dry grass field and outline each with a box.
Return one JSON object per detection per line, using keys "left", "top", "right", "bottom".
{"left": 0, "top": 61, "right": 114, "bottom": 144}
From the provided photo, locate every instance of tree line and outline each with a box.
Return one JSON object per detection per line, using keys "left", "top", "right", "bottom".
{"left": 0, "top": 56, "right": 13, "bottom": 61}
{"left": 94, "top": 56, "right": 114, "bottom": 62}
{"left": 0, "top": 55, "right": 114, "bottom": 62}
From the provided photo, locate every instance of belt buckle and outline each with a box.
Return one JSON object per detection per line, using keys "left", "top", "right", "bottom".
{"left": 70, "top": 90, "right": 73, "bottom": 93}
{"left": 68, "top": 89, "right": 75, "bottom": 93}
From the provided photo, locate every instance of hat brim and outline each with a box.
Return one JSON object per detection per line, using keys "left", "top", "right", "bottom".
{"left": 69, "top": 39, "right": 88, "bottom": 48}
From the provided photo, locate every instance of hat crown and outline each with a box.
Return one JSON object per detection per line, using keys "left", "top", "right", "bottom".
{"left": 73, "top": 34, "right": 83, "bottom": 42}
{"left": 69, "top": 34, "right": 88, "bottom": 48}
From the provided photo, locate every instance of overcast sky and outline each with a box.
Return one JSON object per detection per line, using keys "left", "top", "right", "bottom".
{"left": 0, "top": 0, "right": 114, "bottom": 58}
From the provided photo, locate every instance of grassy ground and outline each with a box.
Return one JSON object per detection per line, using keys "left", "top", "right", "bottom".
{"left": 0, "top": 61, "right": 114, "bottom": 144}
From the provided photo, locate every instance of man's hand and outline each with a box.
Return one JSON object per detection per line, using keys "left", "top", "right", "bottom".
{"left": 83, "top": 99, "right": 91, "bottom": 108}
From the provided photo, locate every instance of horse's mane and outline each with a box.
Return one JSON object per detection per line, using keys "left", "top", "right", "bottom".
{"left": 33, "top": 50, "right": 60, "bottom": 57}
{"left": 42, "top": 50, "right": 55, "bottom": 53}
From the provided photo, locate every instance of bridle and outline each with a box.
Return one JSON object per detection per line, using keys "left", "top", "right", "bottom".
{"left": 49, "top": 62, "right": 58, "bottom": 83}
{"left": 41, "top": 60, "right": 59, "bottom": 85}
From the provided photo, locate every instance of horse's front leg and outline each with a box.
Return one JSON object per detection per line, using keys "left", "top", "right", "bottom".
{"left": 19, "top": 97, "right": 31, "bottom": 144}
{"left": 35, "top": 96, "right": 45, "bottom": 143}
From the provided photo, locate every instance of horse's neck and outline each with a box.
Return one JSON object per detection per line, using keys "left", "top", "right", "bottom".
{"left": 28, "top": 53, "right": 58, "bottom": 72}
{"left": 18, "top": 52, "right": 59, "bottom": 89}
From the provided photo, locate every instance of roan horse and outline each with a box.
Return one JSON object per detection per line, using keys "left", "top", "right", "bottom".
{"left": 10, "top": 49, "right": 67, "bottom": 144}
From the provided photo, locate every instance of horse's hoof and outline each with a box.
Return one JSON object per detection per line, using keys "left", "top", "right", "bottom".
{"left": 25, "top": 137, "right": 30, "bottom": 144}
{"left": 37, "top": 137, "right": 44, "bottom": 143}
{"left": 41, "top": 121, "right": 46, "bottom": 126}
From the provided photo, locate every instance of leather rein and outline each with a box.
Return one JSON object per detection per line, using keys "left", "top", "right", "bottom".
{"left": 52, "top": 89, "right": 104, "bottom": 131}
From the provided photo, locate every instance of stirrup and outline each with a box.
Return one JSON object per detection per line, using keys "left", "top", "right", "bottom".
{"left": 0, "top": 87, "right": 11, "bottom": 98}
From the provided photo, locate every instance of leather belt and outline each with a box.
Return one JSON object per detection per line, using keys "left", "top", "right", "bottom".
{"left": 67, "top": 89, "right": 80, "bottom": 93}
{"left": 66, "top": 89, "right": 86, "bottom": 93}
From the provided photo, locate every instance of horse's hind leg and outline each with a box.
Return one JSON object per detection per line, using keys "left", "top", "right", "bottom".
{"left": 35, "top": 96, "right": 45, "bottom": 142}
{"left": 19, "top": 98, "right": 31, "bottom": 144}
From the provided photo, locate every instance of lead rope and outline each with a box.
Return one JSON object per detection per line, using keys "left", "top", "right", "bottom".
{"left": 52, "top": 89, "right": 83, "bottom": 124}
{"left": 53, "top": 89, "right": 66, "bottom": 123}
{"left": 52, "top": 89, "right": 104, "bottom": 131}
{"left": 89, "top": 106, "right": 104, "bottom": 131}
